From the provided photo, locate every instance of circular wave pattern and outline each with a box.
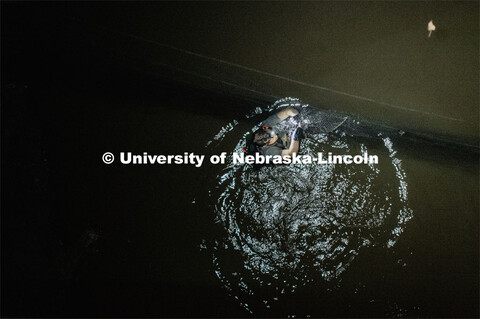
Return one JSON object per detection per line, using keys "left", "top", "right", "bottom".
{"left": 204, "top": 98, "right": 413, "bottom": 314}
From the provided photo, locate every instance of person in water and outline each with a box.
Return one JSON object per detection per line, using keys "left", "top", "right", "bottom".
{"left": 252, "top": 107, "right": 305, "bottom": 157}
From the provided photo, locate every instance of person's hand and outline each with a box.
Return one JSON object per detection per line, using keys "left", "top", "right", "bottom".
{"left": 286, "top": 108, "right": 299, "bottom": 117}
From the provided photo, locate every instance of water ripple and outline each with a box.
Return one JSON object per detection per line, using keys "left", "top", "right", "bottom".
{"left": 203, "top": 97, "right": 413, "bottom": 314}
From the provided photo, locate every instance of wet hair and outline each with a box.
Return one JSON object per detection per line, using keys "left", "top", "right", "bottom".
{"left": 253, "top": 129, "right": 272, "bottom": 147}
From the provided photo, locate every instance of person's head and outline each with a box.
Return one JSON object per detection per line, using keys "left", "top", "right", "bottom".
{"left": 253, "top": 126, "right": 277, "bottom": 147}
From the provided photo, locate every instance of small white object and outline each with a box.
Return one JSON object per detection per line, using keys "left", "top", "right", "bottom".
{"left": 428, "top": 20, "right": 436, "bottom": 38}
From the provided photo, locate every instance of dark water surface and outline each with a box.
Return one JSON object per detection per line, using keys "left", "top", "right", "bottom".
{"left": 44, "top": 1, "right": 479, "bottom": 142}
{"left": 2, "top": 2, "right": 479, "bottom": 318}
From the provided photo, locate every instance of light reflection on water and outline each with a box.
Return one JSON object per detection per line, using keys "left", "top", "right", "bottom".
{"left": 203, "top": 98, "right": 413, "bottom": 314}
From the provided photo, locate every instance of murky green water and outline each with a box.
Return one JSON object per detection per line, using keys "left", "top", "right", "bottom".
{"left": 58, "top": 1, "right": 479, "bottom": 142}
{"left": 2, "top": 2, "right": 478, "bottom": 317}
